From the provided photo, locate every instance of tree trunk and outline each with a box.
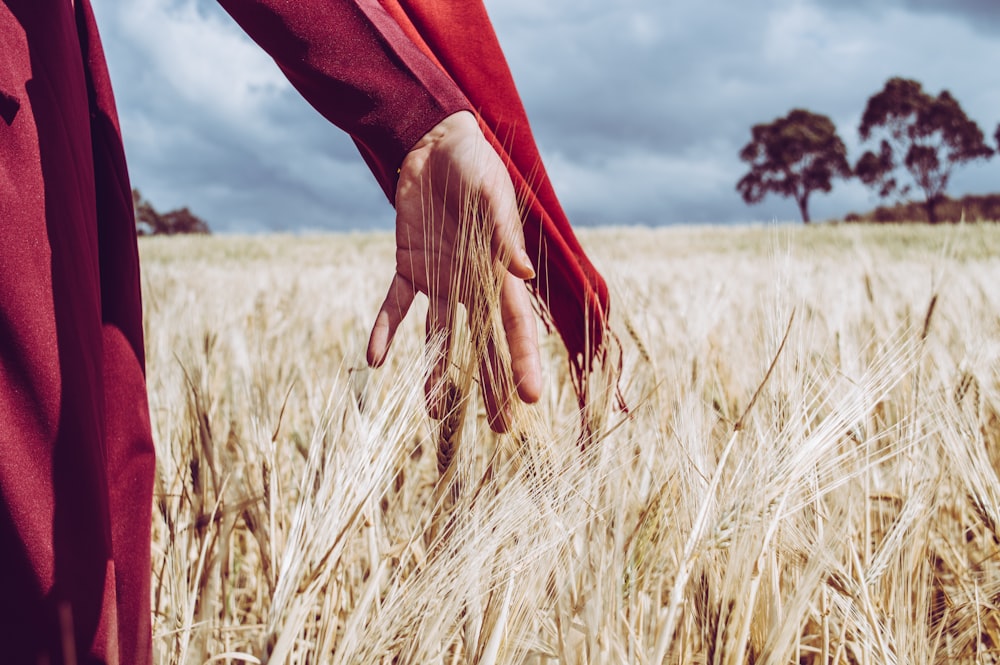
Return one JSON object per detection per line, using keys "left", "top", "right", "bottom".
{"left": 925, "top": 196, "right": 940, "bottom": 224}
{"left": 797, "top": 194, "right": 811, "bottom": 224}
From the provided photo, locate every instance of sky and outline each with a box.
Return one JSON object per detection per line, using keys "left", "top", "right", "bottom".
{"left": 90, "top": 0, "right": 1000, "bottom": 232}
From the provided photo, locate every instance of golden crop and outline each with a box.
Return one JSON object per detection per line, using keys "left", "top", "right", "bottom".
{"left": 142, "top": 223, "right": 1000, "bottom": 664}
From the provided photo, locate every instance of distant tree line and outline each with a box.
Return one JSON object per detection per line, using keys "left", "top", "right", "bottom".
{"left": 844, "top": 193, "right": 1000, "bottom": 224}
{"left": 132, "top": 189, "right": 211, "bottom": 235}
{"left": 737, "top": 77, "right": 996, "bottom": 223}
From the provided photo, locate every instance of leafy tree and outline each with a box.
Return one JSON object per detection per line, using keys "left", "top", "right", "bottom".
{"left": 160, "top": 207, "right": 212, "bottom": 235}
{"left": 132, "top": 188, "right": 210, "bottom": 235}
{"left": 737, "top": 108, "right": 851, "bottom": 223}
{"left": 856, "top": 77, "right": 993, "bottom": 224}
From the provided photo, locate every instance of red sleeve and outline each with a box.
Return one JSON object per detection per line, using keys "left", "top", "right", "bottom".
{"left": 215, "top": 0, "right": 471, "bottom": 202}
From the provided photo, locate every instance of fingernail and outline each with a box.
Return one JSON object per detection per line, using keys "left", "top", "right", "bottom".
{"left": 520, "top": 249, "right": 535, "bottom": 278}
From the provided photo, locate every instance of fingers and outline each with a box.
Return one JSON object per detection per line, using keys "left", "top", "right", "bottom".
{"left": 370, "top": 270, "right": 540, "bottom": 432}
{"left": 501, "top": 272, "right": 542, "bottom": 404}
{"left": 478, "top": 274, "right": 541, "bottom": 432}
{"left": 367, "top": 273, "right": 416, "bottom": 368}
{"left": 479, "top": 334, "right": 509, "bottom": 433}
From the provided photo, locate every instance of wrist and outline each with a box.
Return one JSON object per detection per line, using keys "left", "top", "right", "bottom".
{"left": 408, "top": 110, "right": 478, "bottom": 154}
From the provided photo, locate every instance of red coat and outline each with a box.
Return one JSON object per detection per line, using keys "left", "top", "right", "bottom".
{"left": 0, "top": 1, "right": 608, "bottom": 662}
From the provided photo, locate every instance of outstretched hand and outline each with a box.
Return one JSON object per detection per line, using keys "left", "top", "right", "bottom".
{"left": 366, "top": 111, "right": 542, "bottom": 432}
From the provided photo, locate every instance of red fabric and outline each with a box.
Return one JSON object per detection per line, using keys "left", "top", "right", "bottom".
{"left": 0, "top": 1, "right": 154, "bottom": 663}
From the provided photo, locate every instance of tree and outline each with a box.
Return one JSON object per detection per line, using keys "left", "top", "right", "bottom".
{"left": 737, "top": 109, "right": 851, "bottom": 223}
{"left": 856, "top": 77, "right": 993, "bottom": 224}
{"left": 132, "top": 189, "right": 210, "bottom": 235}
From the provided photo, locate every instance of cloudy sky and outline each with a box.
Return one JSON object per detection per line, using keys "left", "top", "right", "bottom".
{"left": 91, "top": 0, "right": 1000, "bottom": 232}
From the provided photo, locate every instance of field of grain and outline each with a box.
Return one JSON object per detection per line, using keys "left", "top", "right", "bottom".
{"left": 141, "top": 223, "right": 1000, "bottom": 664}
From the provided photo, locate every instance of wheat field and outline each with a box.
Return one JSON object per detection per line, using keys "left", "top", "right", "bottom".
{"left": 141, "top": 223, "right": 1000, "bottom": 664}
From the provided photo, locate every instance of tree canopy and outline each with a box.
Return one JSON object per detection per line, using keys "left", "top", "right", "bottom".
{"left": 856, "top": 77, "right": 993, "bottom": 223}
{"left": 736, "top": 109, "right": 851, "bottom": 223}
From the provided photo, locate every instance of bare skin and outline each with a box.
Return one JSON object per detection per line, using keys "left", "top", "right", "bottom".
{"left": 366, "top": 111, "right": 543, "bottom": 432}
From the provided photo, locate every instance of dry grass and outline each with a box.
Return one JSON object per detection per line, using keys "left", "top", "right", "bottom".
{"left": 141, "top": 222, "right": 1000, "bottom": 664}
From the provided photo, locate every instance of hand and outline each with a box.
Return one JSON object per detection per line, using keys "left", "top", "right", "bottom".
{"left": 366, "top": 111, "right": 542, "bottom": 432}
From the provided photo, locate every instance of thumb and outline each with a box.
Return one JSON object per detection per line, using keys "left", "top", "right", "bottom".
{"left": 367, "top": 273, "right": 417, "bottom": 367}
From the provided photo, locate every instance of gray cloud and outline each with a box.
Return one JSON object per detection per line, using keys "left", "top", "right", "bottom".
{"left": 907, "top": 0, "right": 1000, "bottom": 38}
{"left": 92, "top": 0, "right": 1000, "bottom": 231}
{"left": 822, "top": 0, "right": 1000, "bottom": 34}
